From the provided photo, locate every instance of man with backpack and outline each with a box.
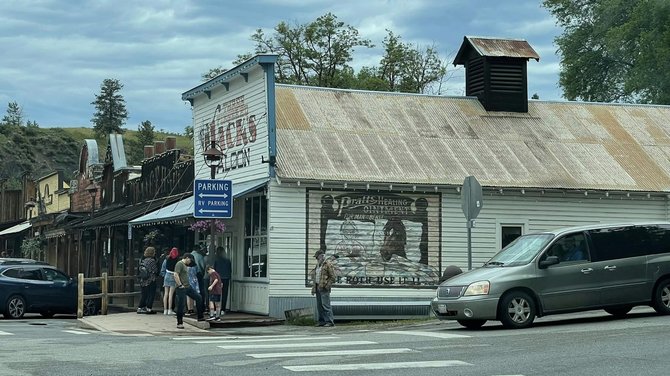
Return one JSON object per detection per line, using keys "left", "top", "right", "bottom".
{"left": 137, "top": 246, "right": 158, "bottom": 314}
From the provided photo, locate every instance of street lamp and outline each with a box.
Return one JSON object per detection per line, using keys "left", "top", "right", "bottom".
{"left": 85, "top": 183, "right": 98, "bottom": 217}
{"left": 202, "top": 141, "right": 224, "bottom": 255}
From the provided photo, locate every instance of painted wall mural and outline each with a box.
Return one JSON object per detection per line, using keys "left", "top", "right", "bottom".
{"left": 306, "top": 190, "right": 442, "bottom": 288}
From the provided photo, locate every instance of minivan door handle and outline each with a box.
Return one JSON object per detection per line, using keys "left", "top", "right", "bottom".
{"left": 581, "top": 268, "right": 594, "bottom": 274}
{"left": 604, "top": 265, "right": 617, "bottom": 271}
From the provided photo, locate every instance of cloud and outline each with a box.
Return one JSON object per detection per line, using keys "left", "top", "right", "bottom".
{"left": 0, "top": 0, "right": 565, "bottom": 132}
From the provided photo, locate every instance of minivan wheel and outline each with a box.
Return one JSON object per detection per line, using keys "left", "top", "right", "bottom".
{"left": 604, "top": 306, "right": 632, "bottom": 317}
{"left": 6, "top": 295, "right": 26, "bottom": 319}
{"left": 652, "top": 279, "right": 670, "bottom": 314}
{"left": 457, "top": 319, "right": 486, "bottom": 329}
{"left": 498, "top": 291, "right": 536, "bottom": 329}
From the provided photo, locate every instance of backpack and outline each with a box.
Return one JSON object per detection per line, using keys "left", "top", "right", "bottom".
{"left": 138, "top": 260, "right": 149, "bottom": 280}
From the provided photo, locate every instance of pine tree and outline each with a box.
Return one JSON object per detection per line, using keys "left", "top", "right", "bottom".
{"left": 91, "top": 79, "right": 128, "bottom": 138}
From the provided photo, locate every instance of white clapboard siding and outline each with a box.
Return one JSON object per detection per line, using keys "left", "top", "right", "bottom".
{"left": 268, "top": 181, "right": 308, "bottom": 297}
{"left": 441, "top": 190, "right": 668, "bottom": 269}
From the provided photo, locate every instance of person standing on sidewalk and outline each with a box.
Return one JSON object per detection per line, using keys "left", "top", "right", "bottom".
{"left": 214, "top": 246, "right": 232, "bottom": 314}
{"left": 192, "top": 245, "right": 207, "bottom": 309}
{"left": 310, "top": 250, "right": 336, "bottom": 327}
{"left": 205, "top": 265, "right": 222, "bottom": 321}
{"left": 137, "top": 246, "right": 158, "bottom": 314}
{"left": 162, "top": 247, "right": 179, "bottom": 315}
{"left": 173, "top": 252, "right": 205, "bottom": 329}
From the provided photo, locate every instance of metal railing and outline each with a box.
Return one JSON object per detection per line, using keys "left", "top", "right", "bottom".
{"left": 77, "top": 273, "right": 140, "bottom": 318}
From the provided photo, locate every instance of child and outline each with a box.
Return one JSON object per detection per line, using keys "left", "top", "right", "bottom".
{"left": 206, "top": 265, "right": 223, "bottom": 320}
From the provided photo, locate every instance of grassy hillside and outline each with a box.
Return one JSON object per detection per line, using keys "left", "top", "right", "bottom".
{"left": 0, "top": 125, "right": 192, "bottom": 188}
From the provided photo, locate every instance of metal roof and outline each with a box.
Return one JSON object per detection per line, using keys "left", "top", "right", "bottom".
{"left": 453, "top": 36, "right": 540, "bottom": 65}
{"left": 274, "top": 85, "right": 670, "bottom": 192}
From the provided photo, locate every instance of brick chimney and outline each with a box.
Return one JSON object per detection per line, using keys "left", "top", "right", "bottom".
{"left": 144, "top": 146, "right": 155, "bottom": 159}
{"left": 154, "top": 141, "right": 166, "bottom": 154}
{"left": 453, "top": 36, "right": 540, "bottom": 113}
{"left": 166, "top": 136, "right": 177, "bottom": 150}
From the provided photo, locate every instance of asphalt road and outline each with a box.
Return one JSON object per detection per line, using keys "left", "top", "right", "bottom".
{"left": 0, "top": 308, "right": 668, "bottom": 376}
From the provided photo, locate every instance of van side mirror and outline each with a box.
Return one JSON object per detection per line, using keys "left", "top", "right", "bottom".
{"left": 539, "top": 255, "right": 560, "bottom": 269}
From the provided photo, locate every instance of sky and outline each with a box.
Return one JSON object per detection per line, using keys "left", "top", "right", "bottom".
{"left": 0, "top": 0, "right": 563, "bottom": 135}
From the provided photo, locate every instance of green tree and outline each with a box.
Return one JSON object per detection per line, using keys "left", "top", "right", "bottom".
{"left": 399, "top": 44, "right": 447, "bottom": 94}
{"left": 184, "top": 125, "right": 193, "bottom": 139}
{"left": 379, "top": 30, "right": 407, "bottom": 91}
{"left": 543, "top": 0, "right": 670, "bottom": 104}
{"left": 2, "top": 101, "right": 24, "bottom": 127}
{"left": 137, "top": 120, "right": 155, "bottom": 148}
{"left": 201, "top": 66, "right": 227, "bottom": 82}
{"left": 246, "top": 13, "right": 373, "bottom": 87}
{"left": 91, "top": 78, "right": 128, "bottom": 138}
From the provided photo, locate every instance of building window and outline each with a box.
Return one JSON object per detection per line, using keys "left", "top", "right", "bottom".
{"left": 244, "top": 195, "right": 267, "bottom": 278}
{"left": 501, "top": 225, "right": 523, "bottom": 249}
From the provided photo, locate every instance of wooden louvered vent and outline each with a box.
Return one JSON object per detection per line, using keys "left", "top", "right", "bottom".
{"left": 485, "top": 58, "right": 528, "bottom": 112}
{"left": 465, "top": 57, "right": 485, "bottom": 97}
{"left": 453, "top": 37, "right": 539, "bottom": 113}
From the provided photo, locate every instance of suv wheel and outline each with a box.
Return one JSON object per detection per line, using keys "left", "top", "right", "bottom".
{"left": 498, "top": 291, "right": 536, "bottom": 329}
{"left": 6, "top": 295, "right": 26, "bottom": 319}
{"left": 653, "top": 279, "right": 670, "bottom": 314}
{"left": 457, "top": 319, "right": 486, "bottom": 329}
{"left": 604, "top": 306, "right": 632, "bottom": 317}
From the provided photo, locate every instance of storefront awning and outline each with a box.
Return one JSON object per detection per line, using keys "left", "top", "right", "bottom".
{"left": 129, "top": 177, "right": 268, "bottom": 227}
{"left": 0, "top": 221, "right": 31, "bottom": 237}
{"left": 129, "top": 195, "right": 194, "bottom": 227}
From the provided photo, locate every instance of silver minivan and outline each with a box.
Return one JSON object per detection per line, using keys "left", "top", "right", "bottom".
{"left": 431, "top": 223, "right": 670, "bottom": 329}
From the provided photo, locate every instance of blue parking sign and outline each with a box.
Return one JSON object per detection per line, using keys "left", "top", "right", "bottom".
{"left": 193, "top": 179, "right": 233, "bottom": 218}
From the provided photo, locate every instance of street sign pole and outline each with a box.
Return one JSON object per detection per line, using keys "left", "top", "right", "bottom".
{"left": 461, "top": 176, "right": 483, "bottom": 270}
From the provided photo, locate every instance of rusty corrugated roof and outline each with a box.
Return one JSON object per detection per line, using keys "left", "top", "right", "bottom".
{"left": 274, "top": 85, "right": 670, "bottom": 192}
{"left": 453, "top": 36, "right": 540, "bottom": 65}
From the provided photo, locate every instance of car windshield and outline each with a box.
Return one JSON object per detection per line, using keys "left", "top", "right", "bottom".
{"left": 485, "top": 233, "right": 554, "bottom": 266}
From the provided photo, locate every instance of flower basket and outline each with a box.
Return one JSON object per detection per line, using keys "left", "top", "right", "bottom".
{"left": 189, "top": 219, "right": 226, "bottom": 234}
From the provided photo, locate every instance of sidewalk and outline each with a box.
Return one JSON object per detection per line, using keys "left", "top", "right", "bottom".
{"left": 78, "top": 308, "right": 285, "bottom": 336}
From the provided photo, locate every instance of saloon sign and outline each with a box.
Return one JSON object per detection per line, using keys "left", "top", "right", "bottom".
{"left": 198, "top": 95, "right": 261, "bottom": 173}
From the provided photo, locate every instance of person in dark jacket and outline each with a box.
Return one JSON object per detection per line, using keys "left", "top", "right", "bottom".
{"left": 214, "top": 246, "right": 232, "bottom": 315}
{"left": 137, "top": 246, "right": 158, "bottom": 314}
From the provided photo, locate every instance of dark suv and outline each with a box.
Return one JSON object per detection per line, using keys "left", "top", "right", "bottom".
{"left": 0, "top": 261, "right": 100, "bottom": 319}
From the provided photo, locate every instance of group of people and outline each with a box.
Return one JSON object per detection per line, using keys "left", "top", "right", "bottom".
{"left": 137, "top": 245, "right": 231, "bottom": 329}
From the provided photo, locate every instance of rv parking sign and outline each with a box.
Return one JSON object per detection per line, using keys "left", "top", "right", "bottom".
{"left": 194, "top": 179, "right": 233, "bottom": 218}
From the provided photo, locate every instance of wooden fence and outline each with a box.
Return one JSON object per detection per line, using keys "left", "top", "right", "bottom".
{"left": 77, "top": 273, "right": 140, "bottom": 318}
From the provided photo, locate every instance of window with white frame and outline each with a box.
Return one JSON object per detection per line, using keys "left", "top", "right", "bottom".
{"left": 244, "top": 195, "right": 267, "bottom": 278}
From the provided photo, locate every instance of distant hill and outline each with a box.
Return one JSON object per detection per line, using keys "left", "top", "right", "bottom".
{"left": 0, "top": 125, "right": 191, "bottom": 188}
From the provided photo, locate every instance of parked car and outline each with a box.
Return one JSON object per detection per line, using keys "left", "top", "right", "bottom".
{"left": 0, "top": 261, "right": 100, "bottom": 319}
{"left": 0, "top": 258, "right": 48, "bottom": 265}
{"left": 432, "top": 222, "right": 670, "bottom": 329}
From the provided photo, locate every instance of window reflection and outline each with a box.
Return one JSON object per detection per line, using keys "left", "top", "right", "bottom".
{"left": 244, "top": 195, "right": 267, "bottom": 278}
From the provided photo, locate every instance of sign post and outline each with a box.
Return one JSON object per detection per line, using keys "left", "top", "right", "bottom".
{"left": 461, "top": 176, "right": 483, "bottom": 270}
{"left": 194, "top": 179, "right": 233, "bottom": 219}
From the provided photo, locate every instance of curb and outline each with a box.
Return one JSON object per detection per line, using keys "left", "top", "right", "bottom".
{"left": 77, "top": 317, "right": 109, "bottom": 333}
{"left": 183, "top": 317, "right": 210, "bottom": 330}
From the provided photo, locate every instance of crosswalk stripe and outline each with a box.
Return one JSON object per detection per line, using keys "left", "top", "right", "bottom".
{"left": 378, "top": 330, "right": 470, "bottom": 339}
{"left": 193, "top": 336, "right": 336, "bottom": 344}
{"left": 248, "top": 348, "right": 416, "bottom": 359}
{"left": 0, "top": 331, "right": 13, "bottom": 336}
{"left": 62, "top": 330, "right": 90, "bottom": 335}
{"left": 218, "top": 340, "right": 376, "bottom": 350}
{"left": 173, "top": 335, "right": 303, "bottom": 341}
{"left": 284, "top": 360, "right": 472, "bottom": 371}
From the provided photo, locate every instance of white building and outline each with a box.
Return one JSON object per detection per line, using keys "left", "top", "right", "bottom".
{"left": 180, "top": 37, "right": 670, "bottom": 319}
